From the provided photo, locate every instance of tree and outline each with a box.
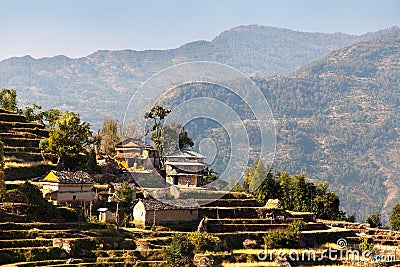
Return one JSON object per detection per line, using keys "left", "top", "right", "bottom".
{"left": 101, "top": 118, "right": 120, "bottom": 155}
{"left": 161, "top": 123, "right": 194, "bottom": 155}
{"left": 144, "top": 105, "right": 171, "bottom": 154}
{"left": 21, "top": 104, "right": 43, "bottom": 121}
{"left": 17, "top": 181, "right": 59, "bottom": 218}
{"left": 163, "top": 233, "right": 194, "bottom": 267}
{"left": 110, "top": 181, "right": 133, "bottom": 203}
{"left": 0, "top": 88, "right": 17, "bottom": 112}
{"left": 40, "top": 111, "right": 91, "bottom": 169}
{"left": 390, "top": 203, "right": 400, "bottom": 231}
{"left": 366, "top": 212, "right": 382, "bottom": 228}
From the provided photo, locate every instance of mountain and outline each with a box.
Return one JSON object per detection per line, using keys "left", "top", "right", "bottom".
{"left": 1, "top": 25, "right": 400, "bottom": 221}
{"left": 0, "top": 25, "right": 378, "bottom": 129}
{"left": 256, "top": 33, "right": 400, "bottom": 221}
{"left": 135, "top": 28, "right": 400, "bottom": 222}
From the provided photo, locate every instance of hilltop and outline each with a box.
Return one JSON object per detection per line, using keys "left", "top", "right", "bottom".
{"left": 0, "top": 25, "right": 389, "bottom": 129}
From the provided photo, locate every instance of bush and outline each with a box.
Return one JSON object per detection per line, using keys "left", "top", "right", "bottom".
{"left": 188, "top": 231, "right": 219, "bottom": 253}
{"left": 58, "top": 206, "right": 79, "bottom": 222}
{"left": 163, "top": 233, "right": 195, "bottom": 267}
{"left": 264, "top": 220, "right": 306, "bottom": 248}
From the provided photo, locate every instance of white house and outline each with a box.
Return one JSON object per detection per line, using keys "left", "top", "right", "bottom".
{"left": 41, "top": 170, "right": 95, "bottom": 205}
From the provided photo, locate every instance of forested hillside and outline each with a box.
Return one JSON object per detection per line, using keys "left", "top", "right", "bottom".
{"left": 157, "top": 33, "right": 400, "bottom": 222}
{"left": 257, "top": 37, "right": 400, "bottom": 221}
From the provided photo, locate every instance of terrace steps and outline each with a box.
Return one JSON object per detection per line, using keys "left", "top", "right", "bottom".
{"left": 0, "top": 222, "right": 165, "bottom": 266}
{"left": 0, "top": 108, "right": 54, "bottom": 180}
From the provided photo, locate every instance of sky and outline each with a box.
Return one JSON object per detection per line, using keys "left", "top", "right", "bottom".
{"left": 0, "top": 0, "right": 399, "bottom": 61}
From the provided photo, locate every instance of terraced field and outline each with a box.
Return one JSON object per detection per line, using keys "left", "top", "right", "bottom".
{"left": 0, "top": 222, "right": 166, "bottom": 266}
{"left": 0, "top": 109, "right": 56, "bottom": 181}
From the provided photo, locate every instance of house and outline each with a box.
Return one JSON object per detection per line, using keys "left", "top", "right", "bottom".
{"left": 108, "top": 182, "right": 136, "bottom": 202}
{"left": 97, "top": 207, "right": 116, "bottom": 223}
{"left": 132, "top": 198, "right": 199, "bottom": 227}
{"left": 114, "top": 138, "right": 160, "bottom": 170}
{"left": 41, "top": 171, "right": 95, "bottom": 205}
{"left": 164, "top": 150, "right": 208, "bottom": 187}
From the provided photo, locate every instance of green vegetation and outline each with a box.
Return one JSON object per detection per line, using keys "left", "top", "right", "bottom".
{"left": 240, "top": 160, "right": 340, "bottom": 220}
{"left": 163, "top": 233, "right": 194, "bottom": 267}
{"left": 390, "top": 203, "right": 400, "bottom": 231}
{"left": 163, "top": 231, "right": 220, "bottom": 266}
{"left": 264, "top": 220, "right": 306, "bottom": 249}
{"left": 366, "top": 212, "right": 382, "bottom": 228}
{"left": 0, "top": 88, "right": 17, "bottom": 112}
{"left": 144, "top": 105, "right": 194, "bottom": 157}
{"left": 101, "top": 118, "right": 121, "bottom": 156}
{"left": 110, "top": 181, "right": 133, "bottom": 203}
{"left": 40, "top": 111, "right": 91, "bottom": 170}
{"left": 144, "top": 105, "right": 171, "bottom": 153}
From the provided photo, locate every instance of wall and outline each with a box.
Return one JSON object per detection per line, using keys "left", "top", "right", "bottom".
{"left": 132, "top": 201, "right": 199, "bottom": 227}
{"left": 144, "top": 209, "right": 198, "bottom": 225}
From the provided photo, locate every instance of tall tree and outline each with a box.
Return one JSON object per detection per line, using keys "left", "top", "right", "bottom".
{"left": 101, "top": 118, "right": 120, "bottom": 155}
{"left": 0, "top": 88, "right": 17, "bottom": 112}
{"left": 144, "top": 105, "right": 171, "bottom": 155}
{"left": 390, "top": 203, "right": 400, "bottom": 231}
{"left": 161, "top": 123, "right": 194, "bottom": 155}
{"left": 40, "top": 112, "right": 91, "bottom": 170}
{"left": 366, "top": 212, "right": 382, "bottom": 228}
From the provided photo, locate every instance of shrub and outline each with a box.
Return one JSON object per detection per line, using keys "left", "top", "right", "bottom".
{"left": 163, "top": 233, "right": 195, "bottom": 267}
{"left": 58, "top": 206, "right": 79, "bottom": 222}
{"left": 188, "top": 231, "right": 219, "bottom": 253}
{"left": 264, "top": 220, "right": 306, "bottom": 248}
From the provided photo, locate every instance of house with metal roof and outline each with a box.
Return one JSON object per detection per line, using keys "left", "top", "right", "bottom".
{"left": 164, "top": 150, "right": 208, "bottom": 187}
{"left": 41, "top": 170, "right": 95, "bottom": 205}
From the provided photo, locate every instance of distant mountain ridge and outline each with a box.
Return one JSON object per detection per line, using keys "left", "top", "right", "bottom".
{"left": 2, "top": 25, "right": 397, "bottom": 129}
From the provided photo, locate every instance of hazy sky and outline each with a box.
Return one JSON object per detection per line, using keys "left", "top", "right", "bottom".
{"left": 0, "top": 0, "right": 399, "bottom": 61}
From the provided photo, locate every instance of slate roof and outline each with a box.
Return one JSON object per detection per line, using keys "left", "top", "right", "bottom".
{"left": 44, "top": 170, "right": 93, "bottom": 184}
{"left": 137, "top": 198, "right": 199, "bottom": 210}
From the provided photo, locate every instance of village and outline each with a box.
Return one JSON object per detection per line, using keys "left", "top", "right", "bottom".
{"left": 1, "top": 105, "right": 400, "bottom": 267}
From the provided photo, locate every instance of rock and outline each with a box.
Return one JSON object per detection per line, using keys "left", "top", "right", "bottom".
{"left": 243, "top": 239, "right": 258, "bottom": 248}
{"left": 198, "top": 218, "right": 208, "bottom": 232}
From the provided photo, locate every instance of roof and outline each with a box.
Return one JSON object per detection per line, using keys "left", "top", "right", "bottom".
{"left": 116, "top": 138, "right": 154, "bottom": 149}
{"left": 165, "top": 162, "right": 207, "bottom": 166}
{"left": 110, "top": 182, "right": 136, "bottom": 191}
{"left": 116, "top": 171, "right": 166, "bottom": 188}
{"left": 136, "top": 198, "right": 199, "bottom": 210}
{"left": 165, "top": 150, "right": 205, "bottom": 159}
{"left": 43, "top": 170, "right": 93, "bottom": 184}
{"left": 97, "top": 208, "right": 108, "bottom": 212}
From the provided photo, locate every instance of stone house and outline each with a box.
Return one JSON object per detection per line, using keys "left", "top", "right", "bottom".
{"left": 114, "top": 138, "right": 160, "bottom": 170}
{"left": 132, "top": 198, "right": 199, "bottom": 227}
{"left": 164, "top": 150, "right": 207, "bottom": 187}
{"left": 41, "top": 170, "right": 95, "bottom": 205}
